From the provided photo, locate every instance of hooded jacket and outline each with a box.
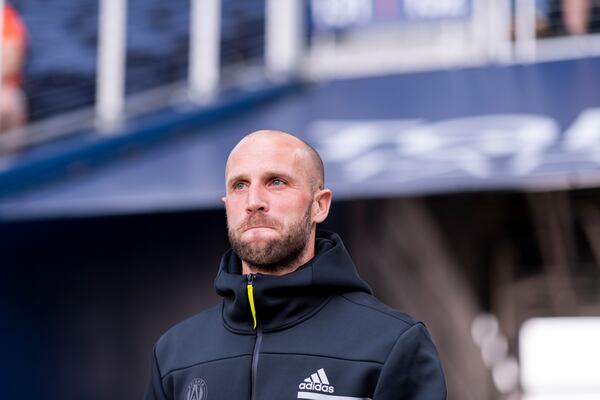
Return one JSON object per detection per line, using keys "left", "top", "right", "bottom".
{"left": 145, "top": 231, "right": 446, "bottom": 400}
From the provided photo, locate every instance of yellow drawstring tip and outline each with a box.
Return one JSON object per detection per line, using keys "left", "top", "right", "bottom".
{"left": 247, "top": 283, "right": 257, "bottom": 329}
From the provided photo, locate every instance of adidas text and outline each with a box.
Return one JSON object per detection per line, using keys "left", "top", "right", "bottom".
{"left": 298, "top": 368, "right": 335, "bottom": 394}
{"left": 298, "top": 381, "right": 335, "bottom": 393}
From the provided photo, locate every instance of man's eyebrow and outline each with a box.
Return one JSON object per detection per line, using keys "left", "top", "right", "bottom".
{"left": 264, "top": 171, "right": 294, "bottom": 181}
{"left": 227, "top": 174, "right": 248, "bottom": 186}
{"left": 226, "top": 171, "right": 295, "bottom": 185}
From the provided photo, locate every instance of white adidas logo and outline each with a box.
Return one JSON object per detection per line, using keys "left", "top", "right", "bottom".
{"left": 298, "top": 368, "right": 335, "bottom": 394}
{"left": 297, "top": 369, "right": 373, "bottom": 400}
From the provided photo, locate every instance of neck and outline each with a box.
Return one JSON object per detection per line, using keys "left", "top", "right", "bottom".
{"left": 241, "top": 252, "right": 312, "bottom": 276}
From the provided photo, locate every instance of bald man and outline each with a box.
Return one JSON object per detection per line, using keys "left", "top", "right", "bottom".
{"left": 145, "top": 130, "right": 446, "bottom": 400}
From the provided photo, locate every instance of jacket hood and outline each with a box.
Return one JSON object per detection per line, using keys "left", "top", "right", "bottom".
{"left": 214, "top": 230, "right": 372, "bottom": 333}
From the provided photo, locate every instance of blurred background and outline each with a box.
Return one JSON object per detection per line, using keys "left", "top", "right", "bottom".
{"left": 1, "top": 0, "right": 600, "bottom": 399}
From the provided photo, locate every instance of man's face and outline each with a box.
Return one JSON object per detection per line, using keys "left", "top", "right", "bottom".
{"left": 223, "top": 134, "right": 317, "bottom": 272}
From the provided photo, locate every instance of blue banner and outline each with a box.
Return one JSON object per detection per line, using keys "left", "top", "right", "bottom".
{"left": 311, "top": 0, "right": 472, "bottom": 31}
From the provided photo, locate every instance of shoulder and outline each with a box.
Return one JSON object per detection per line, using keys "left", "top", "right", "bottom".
{"left": 154, "top": 304, "right": 226, "bottom": 377}
{"left": 337, "top": 293, "right": 446, "bottom": 395}
{"left": 338, "top": 291, "right": 421, "bottom": 334}
{"left": 295, "top": 291, "right": 432, "bottom": 364}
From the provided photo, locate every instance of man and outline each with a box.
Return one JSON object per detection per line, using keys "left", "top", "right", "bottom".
{"left": 145, "top": 130, "right": 446, "bottom": 400}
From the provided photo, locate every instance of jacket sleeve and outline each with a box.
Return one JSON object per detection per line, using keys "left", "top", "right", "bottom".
{"left": 373, "top": 323, "right": 447, "bottom": 400}
{"left": 144, "top": 345, "right": 169, "bottom": 400}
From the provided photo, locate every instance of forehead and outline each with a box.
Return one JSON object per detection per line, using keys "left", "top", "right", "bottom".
{"left": 226, "top": 135, "right": 310, "bottom": 179}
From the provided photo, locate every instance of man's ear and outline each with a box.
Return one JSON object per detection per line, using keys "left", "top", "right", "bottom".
{"left": 312, "top": 189, "right": 332, "bottom": 224}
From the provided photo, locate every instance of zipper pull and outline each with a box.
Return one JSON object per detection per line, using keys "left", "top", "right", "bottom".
{"left": 246, "top": 274, "right": 257, "bottom": 329}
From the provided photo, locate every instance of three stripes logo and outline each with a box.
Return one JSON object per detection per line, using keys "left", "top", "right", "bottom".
{"left": 297, "top": 369, "right": 373, "bottom": 400}
{"left": 298, "top": 368, "right": 335, "bottom": 394}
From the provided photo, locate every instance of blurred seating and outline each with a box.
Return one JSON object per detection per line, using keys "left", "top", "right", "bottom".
{"left": 10, "top": 0, "right": 265, "bottom": 122}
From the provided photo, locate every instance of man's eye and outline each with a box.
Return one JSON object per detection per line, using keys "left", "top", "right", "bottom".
{"left": 233, "top": 182, "right": 247, "bottom": 190}
{"left": 270, "top": 179, "right": 285, "bottom": 186}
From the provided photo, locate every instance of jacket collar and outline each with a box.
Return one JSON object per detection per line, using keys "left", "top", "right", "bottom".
{"left": 214, "top": 230, "right": 372, "bottom": 333}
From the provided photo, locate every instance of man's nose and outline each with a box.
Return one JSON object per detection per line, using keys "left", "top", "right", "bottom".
{"left": 246, "top": 184, "right": 269, "bottom": 213}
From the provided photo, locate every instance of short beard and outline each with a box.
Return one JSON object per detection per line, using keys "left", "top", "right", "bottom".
{"left": 228, "top": 204, "right": 313, "bottom": 274}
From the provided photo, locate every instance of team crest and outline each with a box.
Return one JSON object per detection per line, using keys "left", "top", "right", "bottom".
{"left": 186, "top": 378, "right": 207, "bottom": 400}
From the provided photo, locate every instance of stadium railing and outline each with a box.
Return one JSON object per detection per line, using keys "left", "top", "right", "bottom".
{"left": 2, "top": 0, "right": 600, "bottom": 157}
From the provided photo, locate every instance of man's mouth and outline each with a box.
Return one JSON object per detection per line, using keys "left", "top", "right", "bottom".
{"left": 244, "top": 225, "right": 274, "bottom": 232}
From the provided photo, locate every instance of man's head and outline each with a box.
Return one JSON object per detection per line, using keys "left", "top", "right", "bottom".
{"left": 223, "top": 129, "right": 332, "bottom": 275}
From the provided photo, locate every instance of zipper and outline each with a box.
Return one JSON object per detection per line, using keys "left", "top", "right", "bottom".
{"left": 247, "top": 274, "right": 262, "bottom": 400}
{"left": 247, "top": 274, "right": 258, "bottom": 329}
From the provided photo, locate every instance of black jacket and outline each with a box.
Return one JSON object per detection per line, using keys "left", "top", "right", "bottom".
{"left": 145, "top": 231, "right": 446, "bottom": 400}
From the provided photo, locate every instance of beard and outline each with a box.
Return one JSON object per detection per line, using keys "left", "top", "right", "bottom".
{"left": 227, "top": 204, "right": 313, "bottom": 273}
